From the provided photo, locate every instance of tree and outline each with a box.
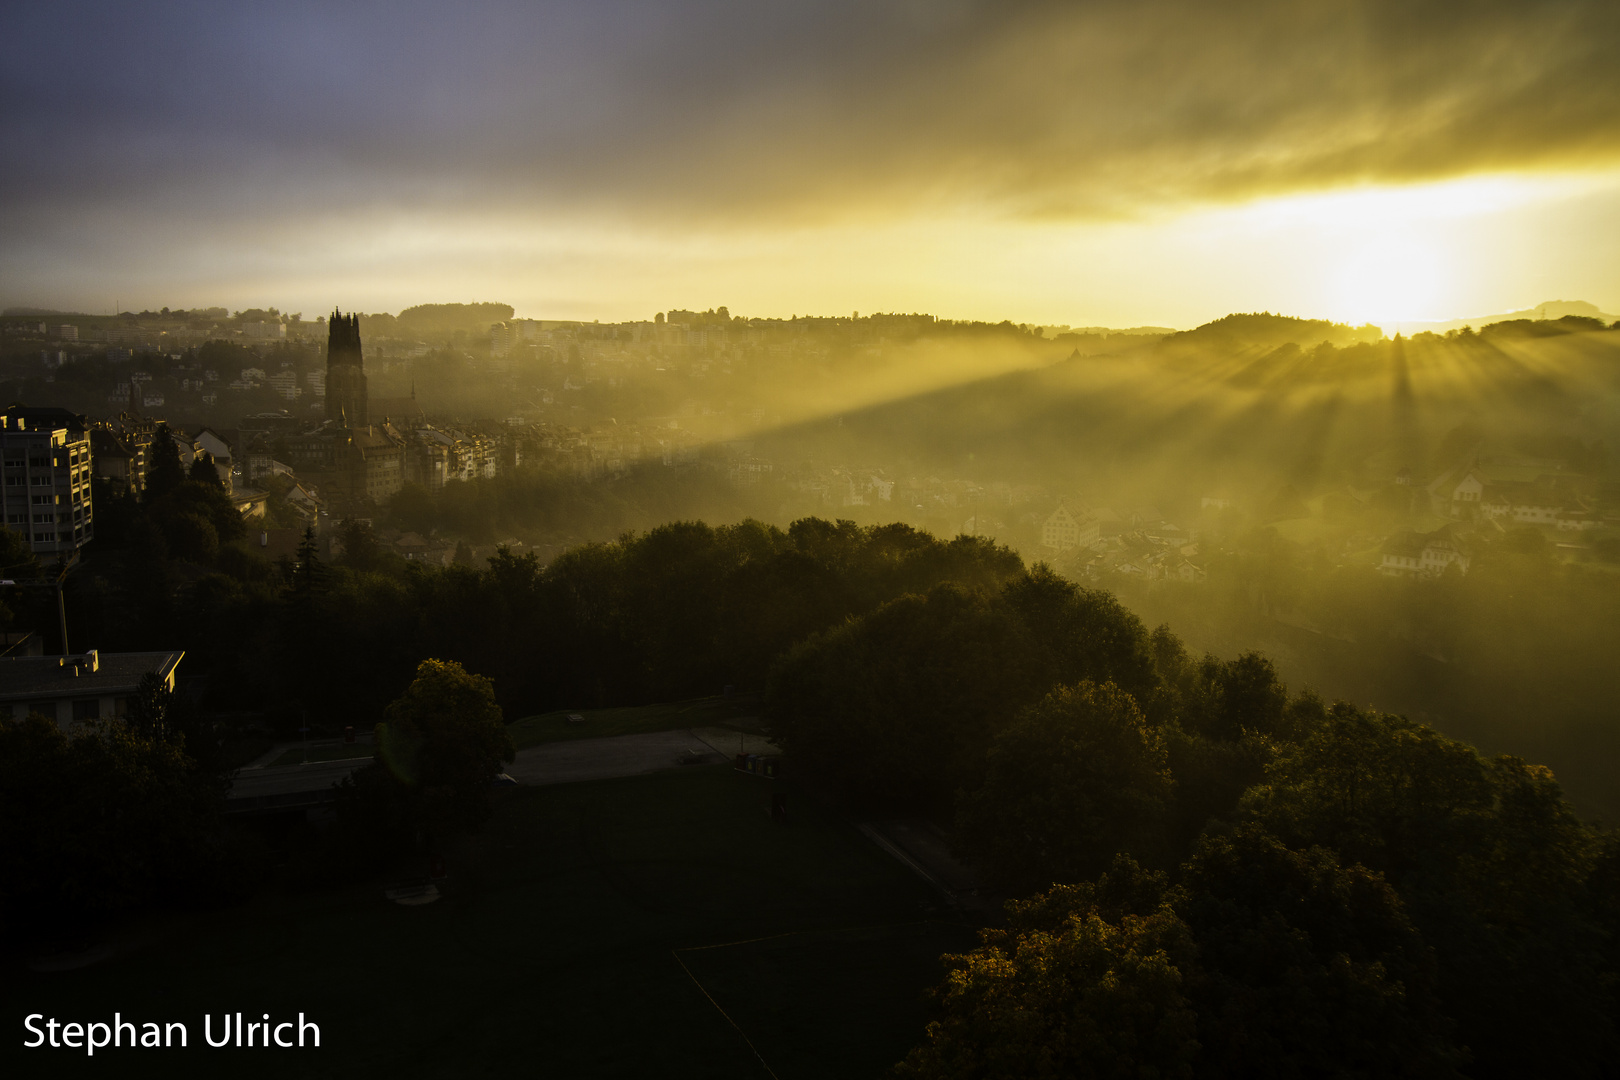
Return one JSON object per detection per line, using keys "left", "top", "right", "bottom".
{"left": 1001, "top": 564, "right": 1158, "bottom": 705}
{"left": 767, "top": 583, "right": 1043, "bottom": 811}
{"left": 897, "top": 873, "right": 1200, "bottom": 1080}
{"left": 957, "top": 681, "right": 1175, "bottom": 891}
{"left": 899, "top": 842, "right": 1462, "bottom": 1080}
{"left": 0, "top": 712, "right": 230, "bottom": 938}
{"left": 0, "top": 525, "right": 41, "bottom": 581}
{"left": 1176, "top": 828, "right": 1459, "bottom": 1078}
{"left": 335, "top": 517, "right": 384, "bottom": 573}
{"left": 1242, "top": 705, "right": 1615, "bottom": 1076}
{"left": 371, "top": 659, "right": 515, "bottom": 833}
{"left": 143, "top": 423, "right": 185, "bottom": 503}
{"left": 125, "top": 671, "right": 172, "bottom": 742}
{"left": 187, "top": 450, "right": 223, "bottom": 488}
{"left": 292, "top": 525, "right": 326, "bottom": 595}
{"left": 165, "top": 512, "right": 219, "bottom": 564}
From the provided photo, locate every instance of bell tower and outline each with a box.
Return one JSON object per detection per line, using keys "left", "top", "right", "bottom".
{"left": 325, "top": 309, "right": 368, "bottom": 427}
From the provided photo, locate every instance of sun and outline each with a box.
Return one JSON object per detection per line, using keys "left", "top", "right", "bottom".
{"left": 1330, "top": 238, "right": 1445, "bottom": 330}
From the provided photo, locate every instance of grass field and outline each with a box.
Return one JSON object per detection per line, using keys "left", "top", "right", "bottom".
{"left": 506, "top": 694, "right": 767, "bottom": 750}
{"left": 9, "top": 766, "right": 973, "bottom": 1078}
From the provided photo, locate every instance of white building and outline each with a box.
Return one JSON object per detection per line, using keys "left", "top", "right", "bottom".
{"left": 1427, "top": 466, "right": 1486, "bottom": 518}
{"left": 1380, "top": 525, "right": 1471, "bottom": 577}
{"left": 490, "top": 322, "right": 514, "bottom": 356}
{"left": 1041, "top": 504, "right": 1100, "bottom": 551}
{"left": 240, "top": 321, "right": 285, "bottom": 341}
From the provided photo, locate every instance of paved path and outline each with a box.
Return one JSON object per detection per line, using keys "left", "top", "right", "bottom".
{"left": 505, "top": 729, "right": 726, "bottom": 785}
{"left": 227, "top": 728, "right": 783, "bottom": 807}
{"left": 226, "top": 756, "right": 373, "bottom": 810}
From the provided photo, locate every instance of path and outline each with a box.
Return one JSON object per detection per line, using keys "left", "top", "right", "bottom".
{"left": 226, "top": 727, "right": 782, "bottom": 810}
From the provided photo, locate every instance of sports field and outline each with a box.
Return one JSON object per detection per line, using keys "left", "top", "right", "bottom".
{"left": 10, "top": 766, "right": 974, "bottom": 1078}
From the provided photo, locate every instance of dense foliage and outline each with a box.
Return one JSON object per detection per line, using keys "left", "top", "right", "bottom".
{"left": 757, "top": 553, "right": 1616, "bottom": 1076}
{"left": 6, "top": 498, "right": 1613, "bottom": 1074}
{"left": 367, "top": 658, "right": 515, "bottom": 834}
{"left": 898, "top": 839, "right": 1459, "bottom": 1080}
{"left": 0, "top": 705, "right": 233, "bottom": 937}
{"left": 65, "top": 512, "right": 1024, "bottom": 734}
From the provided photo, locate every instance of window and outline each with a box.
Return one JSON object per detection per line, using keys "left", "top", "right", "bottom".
{"left": 72, "top": 698, "right": 100, "bottom": 722}
{"left": 27, "top": 701, "right": 57, "bottom": 722}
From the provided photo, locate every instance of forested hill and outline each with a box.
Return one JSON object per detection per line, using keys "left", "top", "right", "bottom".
{"left": 1164, "top": 311, "right": 1385, "bottom": 350}
{"left": 357, "top": 302, "right": 517, "bottom": 341}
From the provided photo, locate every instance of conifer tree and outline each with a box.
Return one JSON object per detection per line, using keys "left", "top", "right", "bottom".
{"left": 143, "top": 423, "right": 185, "bottom": 503}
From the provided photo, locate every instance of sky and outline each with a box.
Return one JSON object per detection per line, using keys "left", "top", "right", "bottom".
{"left": 3, "top": 0, "right": 1619, "bottom": 329}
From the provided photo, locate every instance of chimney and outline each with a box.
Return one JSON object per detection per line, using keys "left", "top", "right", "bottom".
{"left": 61, "top": 648, "right": 99, "bottom": 675}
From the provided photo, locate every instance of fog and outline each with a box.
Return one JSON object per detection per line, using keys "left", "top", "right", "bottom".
{"left": 321, "top": 307, "right": 1620, "bottom": 817}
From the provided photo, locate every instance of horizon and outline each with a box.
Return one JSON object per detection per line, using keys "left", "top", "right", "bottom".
{"left": 9, "top": 297, "right": 1615, "bottom": 342}
{"left": 3, "top": 3, "right": 1618, "bottom": 329}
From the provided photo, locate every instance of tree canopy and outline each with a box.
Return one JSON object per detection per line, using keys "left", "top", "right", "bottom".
{"left": 372, "top": 658, "right": 514, "bottom": 833}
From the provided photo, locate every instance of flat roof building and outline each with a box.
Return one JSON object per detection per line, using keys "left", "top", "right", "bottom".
{"left": 0, "top": 649, "right": 182, "bottom": 728}
{"left": 1, "top": 406, "right": 94, "bottom": 559}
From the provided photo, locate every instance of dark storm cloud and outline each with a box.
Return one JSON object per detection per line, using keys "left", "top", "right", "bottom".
{"left": 2, "top": 0, "right": 1618, "bottom": 232}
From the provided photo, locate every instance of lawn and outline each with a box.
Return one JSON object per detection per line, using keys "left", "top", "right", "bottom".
{"left": 9, "top": 766, "right": 973, "bottom": 1078}
{"left": 506, "top": 694, "right": 767, "bottom": 750}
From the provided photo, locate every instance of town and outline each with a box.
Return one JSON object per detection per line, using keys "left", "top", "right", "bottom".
{"left": 3, "top": 302, "right": 1613, "bottom": 579}
{"left": 3, "top": 300, "right": 1618, "bottom": 1080}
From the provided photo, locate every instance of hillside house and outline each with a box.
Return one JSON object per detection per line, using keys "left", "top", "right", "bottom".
{"left": 1041, "top": 504, "right": 1100, "bottom": 551}
{"left": 1380, "top": 525, "right": 1471, "bottom": 577}
{"left": 1427, "top": 466, "right": 1486, "bottom": 519}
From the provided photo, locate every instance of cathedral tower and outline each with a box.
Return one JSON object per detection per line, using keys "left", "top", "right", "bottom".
{"left": 325, "top": 309, "right": 368, "bottom": 427}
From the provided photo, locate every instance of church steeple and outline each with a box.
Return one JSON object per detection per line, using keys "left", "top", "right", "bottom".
{"left": 325, "top": 307, "right": 368, "bottom": 427}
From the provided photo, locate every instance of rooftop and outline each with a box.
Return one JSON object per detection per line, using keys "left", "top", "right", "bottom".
{"left": 0, "top": 650, "right": 182, "bottom": 700}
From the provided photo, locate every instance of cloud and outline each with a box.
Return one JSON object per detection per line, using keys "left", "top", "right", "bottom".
{"left": 3, "top": 0, "right": 1618, "bottom": 318}
{"left": 3, "top": 0, "right": 1617, "bottom": 232}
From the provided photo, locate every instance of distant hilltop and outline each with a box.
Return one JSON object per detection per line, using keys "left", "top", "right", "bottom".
{"left": 1166, "top": 312, "right": 1385, "bottom": 350}
{"left": 359, "top": 302, "right": 516, "bottom": 340}
{"left": 1388, "top": 300, "right": 1618, "bottom": 337}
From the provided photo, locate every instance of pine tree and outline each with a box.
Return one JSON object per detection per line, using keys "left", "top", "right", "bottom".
{"left": 143, "top": 424, "right": 185, "bottom": 503}
{"left": 188, "top": 450, "right": 224, "bottom": 489}
{"left": 293, "top": 526, "right": 326, "bottom": 596}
